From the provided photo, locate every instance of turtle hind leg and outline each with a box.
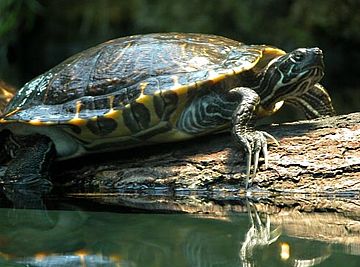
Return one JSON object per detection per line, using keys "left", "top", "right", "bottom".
{"left": 230, "top": 87, "right": 276, "bottom": 189}
{"left": 3, "top": 135, "right": 55, "bottom": 191}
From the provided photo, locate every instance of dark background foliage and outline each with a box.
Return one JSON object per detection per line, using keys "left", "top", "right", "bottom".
{"left": 0, "top": 0, "right": 359, "bottom": 119}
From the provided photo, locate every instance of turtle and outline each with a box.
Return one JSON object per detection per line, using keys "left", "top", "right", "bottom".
{"left": 0, "top": 33, "right": 335, "bottom": 190}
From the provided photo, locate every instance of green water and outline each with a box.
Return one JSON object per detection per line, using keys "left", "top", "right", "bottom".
{"left": 0, "top": 196, "right": 360, "bottom": 267}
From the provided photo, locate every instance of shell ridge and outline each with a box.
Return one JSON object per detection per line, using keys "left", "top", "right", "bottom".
{"left": 86, "top": 45, "right": 109, "bottom": 95}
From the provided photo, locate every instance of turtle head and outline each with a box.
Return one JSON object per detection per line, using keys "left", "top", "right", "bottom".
{"left": 258, "top": 47, "right": 324, "bottom": 113}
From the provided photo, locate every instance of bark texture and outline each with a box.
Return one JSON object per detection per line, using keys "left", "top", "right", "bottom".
{"left": 57, "top": 112, "right": 360, "bottom": 194}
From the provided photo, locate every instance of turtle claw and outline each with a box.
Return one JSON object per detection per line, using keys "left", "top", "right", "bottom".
{"left": 252, "top": 147, "right": 261, "bottom": 176}
{"left": 238, "top": 131, "right": 275, "bottom": 189}
{"left": 245, "top": 149, "right": 252, "bottom": 188}
{"left": 262, "top": 131, "right": 279, "bottom": 146}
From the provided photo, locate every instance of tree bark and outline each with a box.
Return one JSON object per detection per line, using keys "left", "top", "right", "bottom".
{"left": 56, "top": 112, "right": 360, "bottom": 194}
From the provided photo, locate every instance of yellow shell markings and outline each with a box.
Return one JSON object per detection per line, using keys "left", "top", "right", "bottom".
{"left": 0, "top": 43, "right": 286, "bottom": 143}
{"left": 67, "top": 95, "right": 119, "bottom": 128}
{"left": 67, "top": 100, "right": 87, "bottom": 126}
{"left": 139, "top": 82, "right": 149, "bottom": 94}
{"left": 28, "top": 118, "right": 44, "bottom": 126}
{"left": 64, "top": 106, "right": 126, "bottom": 141}
{"left": 142, "top": 76, "right": 191, "bottom": 142}
{"left": 135, "top": 97, "right": 160, "bottom": 127}
{"left": 149, "top": 47, "right": 279, "bottom": 141}
{"left": 167, "top": 50, "right": 259, "bottom": 96}
{"left": 263, "top": 46, "right": 286, "bottom": 56}
{"left": 164, "top": 75, "right": 190, "bottom": 126}
{"left": 169, "top": 75, "right": 188, "bottom": 95}
{"left": 162, "top": 67, "right": 242, "bottom": 127}
{"left": 62, "top": 100, "right": 104, "bottom": 142}
{"left": 131, "top": 81, "right": 160, "bottom": 128}
{"left": 81, "top": 104, "right": 148, "bottom": 147}
{"left": 103, "top": 95, "right": 121, "bottom": 119}
{"left": 2, "top": 107, "right": 21, "bottom": 119}
{"left": 0, "top": 107, "right": 57, "bottom": 126}
{"left": 105, "top": 112, "right": 133, "bottom": 138}
{"left": 63, "top": 122, "right": 95, "bottom": 142}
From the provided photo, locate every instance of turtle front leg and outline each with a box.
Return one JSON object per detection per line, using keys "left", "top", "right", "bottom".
{"left": 230, "top": 87, "right": 277, "bottom": 189}
{"left": 3, "top": 135, "right": 55, "bottom": 191}
{"left": 176, "top": 87, "right": 275, "bottom": 188}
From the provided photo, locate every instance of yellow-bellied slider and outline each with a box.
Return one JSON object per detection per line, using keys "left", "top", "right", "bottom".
{"left": 0, "top": 33, "right": 335, "bottom": 189}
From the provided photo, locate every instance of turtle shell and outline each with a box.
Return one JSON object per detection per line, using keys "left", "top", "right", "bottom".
{"left": 0, "top": 33, "right": 285, "bottom": 158}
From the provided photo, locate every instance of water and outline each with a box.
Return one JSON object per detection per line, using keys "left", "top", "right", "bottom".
{"left": 0, "top": 192, "right": 360, "bottom": 267}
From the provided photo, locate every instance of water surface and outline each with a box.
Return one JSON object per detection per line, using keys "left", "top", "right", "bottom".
{"left": 1, "top": 193, "right": 360, "bottom": 267}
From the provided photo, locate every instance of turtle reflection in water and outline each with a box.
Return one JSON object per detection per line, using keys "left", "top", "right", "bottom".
{"left": 3, "top": 253, "right": 124, "bottom": 267}
{"left": 0, "top": 33, "right": 335, "bottom": 189}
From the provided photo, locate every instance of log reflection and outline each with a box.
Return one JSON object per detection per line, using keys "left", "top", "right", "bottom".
{"left": 0, "top": 192, "right": 360, "bottom": 266}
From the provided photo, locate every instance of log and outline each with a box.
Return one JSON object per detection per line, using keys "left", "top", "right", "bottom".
{"left": 56, "top": 112, "right": 360, "bottom": 195}
{"left": 2, "top": 113, "right": 359, "bottom": 264}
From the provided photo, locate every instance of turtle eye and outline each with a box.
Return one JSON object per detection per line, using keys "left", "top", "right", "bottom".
{"left": 292, "top": 52, "right": 304, "bottom": 62}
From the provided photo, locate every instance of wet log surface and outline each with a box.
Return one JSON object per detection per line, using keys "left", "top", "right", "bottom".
{"left": 51, "top": 112, "right": 360, "bottom": 215}
{"left": 56, "top": 112, "right": 360, "bottom": 194}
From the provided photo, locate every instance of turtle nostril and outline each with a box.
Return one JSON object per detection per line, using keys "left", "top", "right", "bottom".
{"left": 313, "top": 47, "right": 323, "bottom": 55}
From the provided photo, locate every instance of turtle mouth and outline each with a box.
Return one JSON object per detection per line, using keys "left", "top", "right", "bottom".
{"left": 308, "top": 49, "right": 324, "bottom": 70}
